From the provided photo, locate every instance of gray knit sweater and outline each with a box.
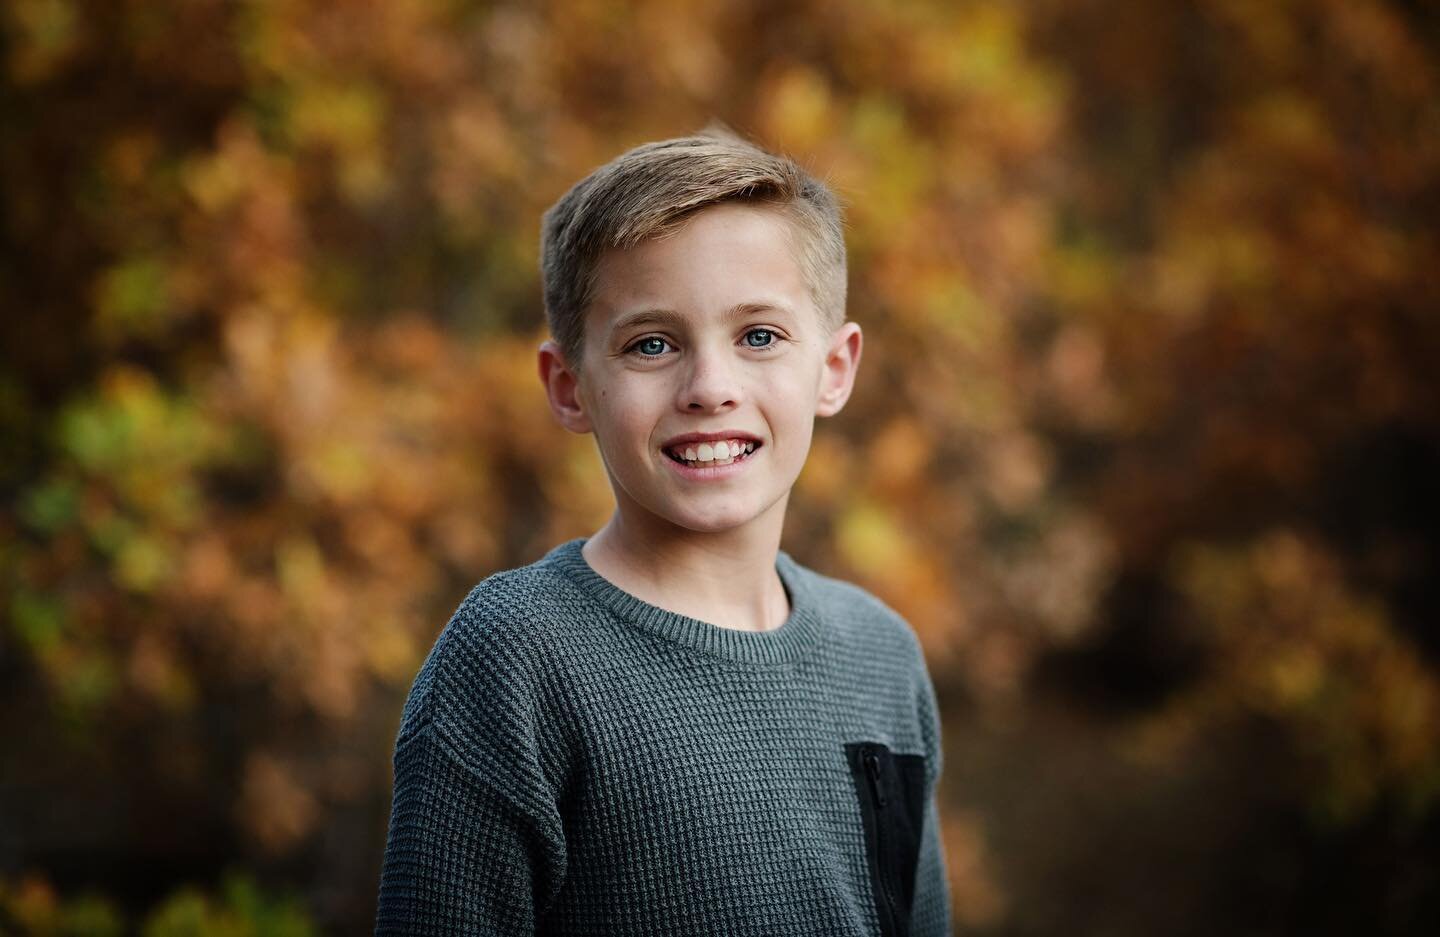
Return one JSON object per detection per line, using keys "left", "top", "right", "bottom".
{"left": 375, "top": 537, "right": 952, "bottom": 936}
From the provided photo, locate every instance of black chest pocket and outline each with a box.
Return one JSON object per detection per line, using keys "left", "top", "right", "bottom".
{"left": 845, "top": 741, "right": 928, "bottom": 937}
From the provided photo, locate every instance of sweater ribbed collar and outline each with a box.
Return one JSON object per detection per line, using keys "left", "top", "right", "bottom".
{"left": 543, "top": 537, "right": 823, "bottom": 666}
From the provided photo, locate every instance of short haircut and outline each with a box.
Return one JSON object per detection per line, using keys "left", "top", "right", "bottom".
{"left": 539, "top": 126, "right": 847, "bottom": 372}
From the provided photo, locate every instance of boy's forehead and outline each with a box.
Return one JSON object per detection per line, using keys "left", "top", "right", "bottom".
{"left": 585, "top": 203, "right": 818, "bottom": 335}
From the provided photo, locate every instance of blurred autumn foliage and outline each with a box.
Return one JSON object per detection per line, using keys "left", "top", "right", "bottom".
{"left": 3, "top": 0, "right": 1438, "bottom": 933}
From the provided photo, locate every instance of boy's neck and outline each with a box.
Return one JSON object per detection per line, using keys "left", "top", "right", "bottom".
{"left": 581, "top": 511, "right": 792, "bottom": 634}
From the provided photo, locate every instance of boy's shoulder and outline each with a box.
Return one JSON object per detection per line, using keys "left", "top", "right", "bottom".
{"left": 394, "top": 547, "right": 583, "bottom": 747}
{"left": 435, "top": 549, "right": 575, "bottom": 651}
{"left": 798, "top": 561, "right": 944, "bottom": 774}
{"left": 796, "top": 559, "right": 927, "bottom": 663}
{"left": 450, "top": 549, "right": 580, "bottom": 642}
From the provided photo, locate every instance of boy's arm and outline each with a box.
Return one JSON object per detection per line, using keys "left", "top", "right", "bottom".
{"left": 911, "top": 793, "right": 954, "bottom": 937}
{"left": 910, "top": 651, "right": 955, "bottom": 937}
{"left": 375, "top": 724, "right": 566, "bottom": 936}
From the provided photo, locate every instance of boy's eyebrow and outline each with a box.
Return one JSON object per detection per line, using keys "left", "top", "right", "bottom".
{"left": 609, "top": 301, "right": 795, "bottom": 336}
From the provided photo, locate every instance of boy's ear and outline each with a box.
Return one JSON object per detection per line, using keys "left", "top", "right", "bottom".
{"left": 537, "top": 339, "right": 593, "bottom": 434}
{"left": 815, "top": 321, "right": 863, "bottom": 418}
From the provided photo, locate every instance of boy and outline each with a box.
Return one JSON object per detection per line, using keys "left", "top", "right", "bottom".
{"left": 375, "top": 128, "right": 953, "bottom": 936}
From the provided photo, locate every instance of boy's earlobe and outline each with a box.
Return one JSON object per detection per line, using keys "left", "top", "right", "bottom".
{"left": 815, "top": 322, "right": 863, "bottom": 418}
{"left": 537, "top": 339, "right": 593, "bottom": 434}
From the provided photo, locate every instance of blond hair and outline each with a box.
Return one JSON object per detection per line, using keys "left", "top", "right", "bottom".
{"left": 539, "top": 127, "right": 846, "bottom": 371}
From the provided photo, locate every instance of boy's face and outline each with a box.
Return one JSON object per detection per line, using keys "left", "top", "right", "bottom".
{"left": 539, "top": 201, "right": 862, "bottom": 541}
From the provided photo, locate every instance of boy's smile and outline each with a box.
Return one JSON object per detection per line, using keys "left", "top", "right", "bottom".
{"left": 539, "top": 201, "right": 862, "bottom": 542}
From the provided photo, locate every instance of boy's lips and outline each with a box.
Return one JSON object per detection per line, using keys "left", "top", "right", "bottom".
{"left": 661, "top": 439, "right": 761, "bottom": 479}
{"left": 658, "top": 430, "right": 764, "bottom": 462}
{"left": 658, "top": 429, "right": 764, "bottom": 477}
{"left": 659, "top": 429, "right": 763, "bottom": 450}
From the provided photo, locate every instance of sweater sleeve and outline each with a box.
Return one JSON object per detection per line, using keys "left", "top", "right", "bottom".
{"left": 911, "top": 792, "right": 953, "bottom": 937}
{"left": 910, "top": 650, "right": 954, "bottom": 937}
{"left": 375, "top": 580, "right": 572, "bottom": 936}
{"left": 374, "top": 724, "right": 564, "bottom": 936}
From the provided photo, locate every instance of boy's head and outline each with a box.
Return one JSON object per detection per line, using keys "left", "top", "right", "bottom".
{"left": 539, "top": 126, "right": 847, "bottom": 374}
{"left": 535, "top": 128, "right": 862, "bottom": 540}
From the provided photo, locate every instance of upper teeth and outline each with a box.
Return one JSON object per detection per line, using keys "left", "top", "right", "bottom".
{"left": 671, "top": 439, "right": 756, "bottom": 463}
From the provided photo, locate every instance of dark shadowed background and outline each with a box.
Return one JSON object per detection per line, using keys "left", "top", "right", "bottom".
{"left": 3, "top": 0, "right": 1438, "bottom": 933}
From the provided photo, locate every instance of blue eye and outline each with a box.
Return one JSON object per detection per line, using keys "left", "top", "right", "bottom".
{"left": 744, "top": 329, "right": 775, "bottom": 348}
{"left": 630, "top": 336, "right": 671, "bottom": 357}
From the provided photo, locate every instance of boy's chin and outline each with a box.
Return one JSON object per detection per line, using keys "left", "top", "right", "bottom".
{"left": 609, "top": 496, "right": 773, "bottom": 537}
{"left": 650, "top": 494, "right": 793, "bottom": 537}
{"left": 599, "top": 470, "right": 793, "bottom": 536}
{"left": 678, "top": 516, "right": 763, "bottom": 535}
{"left": 653, "top": 509, "right": 763, "bottom": 535}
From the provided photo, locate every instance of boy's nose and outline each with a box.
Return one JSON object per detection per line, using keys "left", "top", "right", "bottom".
{"left": 678, "top": 348, "right": 741, "bottom": 411}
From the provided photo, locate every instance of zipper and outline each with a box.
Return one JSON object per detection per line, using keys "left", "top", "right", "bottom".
{"left": 862, "top": 745, "right": 900, "bottom": 937}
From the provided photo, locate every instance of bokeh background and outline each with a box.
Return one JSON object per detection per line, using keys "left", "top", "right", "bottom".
{"left": 3, "top": 0, "right": 1438, "bottom": 933}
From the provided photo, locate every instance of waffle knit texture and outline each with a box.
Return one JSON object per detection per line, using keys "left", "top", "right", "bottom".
{"left": 375, "top": 537, "right": 953, "bottom": 936}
